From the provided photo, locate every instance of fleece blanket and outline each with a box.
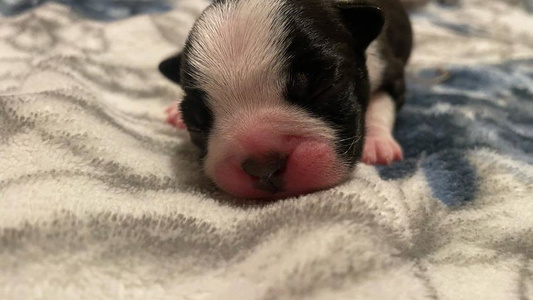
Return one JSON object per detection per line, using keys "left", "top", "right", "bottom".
{"left": 1, "top": 0, "right": 532, "bottom": 299}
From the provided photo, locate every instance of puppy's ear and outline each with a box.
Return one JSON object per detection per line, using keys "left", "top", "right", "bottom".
{"left": 336, "top": 4, "right": 384, "bottom": 50}
{"left": 159, "top": 53, "right": 183, "bottom": 84}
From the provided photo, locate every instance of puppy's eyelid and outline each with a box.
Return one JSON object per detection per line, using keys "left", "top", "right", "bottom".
{"left": 311, "top": 83, "right": 334, "bottom": 100}
{"left": 290, "top": 72, "right": 308, "bottom": 86}
{"left": 187, "top": 127, "right": 203, "bottom": 133}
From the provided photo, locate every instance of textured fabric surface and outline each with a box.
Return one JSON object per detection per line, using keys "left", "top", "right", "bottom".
{"left": 0, "top": 0, "right": 172, "bottom": 20}
{"left": 1, "top": 0, "right": 533, "bottom": 299}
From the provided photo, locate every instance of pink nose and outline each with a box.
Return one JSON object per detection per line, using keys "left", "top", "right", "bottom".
{"left": 211, "top": 136, "right": 346, "bottom": 199}
{"left": 241, "top": 153, "right": 287, "bottom": 193}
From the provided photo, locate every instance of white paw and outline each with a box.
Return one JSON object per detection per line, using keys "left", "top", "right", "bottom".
{"left": 165, "top": 102, "right": 187, "bottom": 130}
{"left": 361, "top": 132, "right": 403, "bottom": 165}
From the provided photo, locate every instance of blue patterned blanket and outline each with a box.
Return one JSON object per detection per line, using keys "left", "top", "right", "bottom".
{"left": 0, "top": 0, "right": 171, "bottom": 20}
{"left": 1, "top": 0, "right": 532, "bottom": 299}
{"left": 387, "top": 60, "right": 533, "bottom": 205}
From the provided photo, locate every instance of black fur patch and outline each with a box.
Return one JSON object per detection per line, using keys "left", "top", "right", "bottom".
{"left": 282, "top": 0, "right": 383, "bottom": 165}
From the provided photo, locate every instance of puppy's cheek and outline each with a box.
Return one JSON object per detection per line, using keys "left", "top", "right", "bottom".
{"left": 282, "top": 140, "right": 348, "bottom": 194}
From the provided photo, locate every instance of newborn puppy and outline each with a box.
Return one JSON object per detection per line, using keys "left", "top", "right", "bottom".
{"left": 159, "top": 0, "right": 413, "bottom": 199}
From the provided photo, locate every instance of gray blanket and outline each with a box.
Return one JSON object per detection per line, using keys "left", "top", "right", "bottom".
{"left": 1, "top": 0, "right": 533, "bottom": 299}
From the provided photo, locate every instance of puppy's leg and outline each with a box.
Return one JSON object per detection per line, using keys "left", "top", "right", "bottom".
{"left": 165, "top": 102, "right": 187, "bottom": 130}
{"left": 361, "top": 92, "right": 403, "bottom": 165}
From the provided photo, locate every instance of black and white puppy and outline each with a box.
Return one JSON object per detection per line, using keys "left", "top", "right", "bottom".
{"left": 159, "top": 0, "right": 413, "bottom": 199}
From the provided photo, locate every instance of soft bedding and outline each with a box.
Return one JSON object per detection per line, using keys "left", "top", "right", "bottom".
{"left": 1, "top": 0, "right": 532, "bottom": 299}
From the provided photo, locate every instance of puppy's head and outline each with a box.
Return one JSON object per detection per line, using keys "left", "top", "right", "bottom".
{"left": 160, "top": 0, "right": 384, "bottom": 199}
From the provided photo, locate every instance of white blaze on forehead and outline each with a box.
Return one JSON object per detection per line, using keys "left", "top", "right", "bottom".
{"left": 188, "top": 0, "right": 290, "bottom": 116}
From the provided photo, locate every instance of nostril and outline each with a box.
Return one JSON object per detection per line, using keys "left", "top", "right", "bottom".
{"left": 241, "top": 153, "right": 287, "bottom": 193}
{"left": 241, "top": 153, "right": 287, "bottom": 178}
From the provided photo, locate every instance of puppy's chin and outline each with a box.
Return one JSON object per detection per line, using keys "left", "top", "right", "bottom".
{"left": 202, "top": 106, "right": 351, "bottom": 199}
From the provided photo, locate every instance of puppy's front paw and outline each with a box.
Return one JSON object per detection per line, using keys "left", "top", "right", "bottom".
{"left": 165, "top": 102, "right": 187, "bottom": 130}
{"left": 361, "top": 132, "right": 403, "bottom": 165}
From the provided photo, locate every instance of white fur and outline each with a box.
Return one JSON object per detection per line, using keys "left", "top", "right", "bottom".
{"left": 366, "top": 92, "right": 396, "bottom": 133}
{"left": 366, "top": 40, "right": 386, "bottom": 92}
{"left": 188, "top": 0, "right": 290, "bottom": 116}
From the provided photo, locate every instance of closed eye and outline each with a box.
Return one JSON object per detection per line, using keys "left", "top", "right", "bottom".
{"left": 311, "top": 83, "right": 334, "bottom": 101}
{"left": 188, "top": 129, "right": 208, "bottom": 151}
{"left": 187, "top": 127, "right": 203, "bottom": 133}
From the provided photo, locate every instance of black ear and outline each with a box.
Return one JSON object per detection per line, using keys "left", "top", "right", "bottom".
{"left": 158, "top": 53, "right": 183, "bottom": 84}
{"left": 336, "top": 4, "right": 385, "bottom": 50}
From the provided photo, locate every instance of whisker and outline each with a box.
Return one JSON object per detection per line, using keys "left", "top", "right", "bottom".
{"left": 341, "top": 134, "right": 363, "bottom": 156}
